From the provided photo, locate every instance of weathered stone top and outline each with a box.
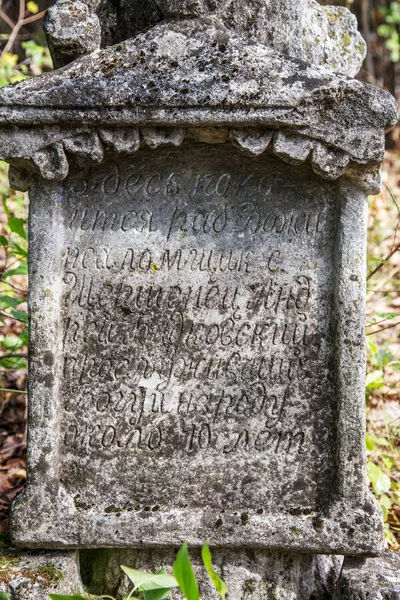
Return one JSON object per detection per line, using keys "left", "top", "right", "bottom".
{"left": 0, "top": 1, "right": 396, "bottom": 195}
{"left": 46, "top": 0, "right": 367, "bottom": 77}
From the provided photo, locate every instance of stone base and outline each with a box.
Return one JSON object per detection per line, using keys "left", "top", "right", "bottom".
{"left": 0, "top": 548, "right": 83, "bottom": 599}
{"left": 80, "top": 548, "right": 344, "bottom": 600}
{"left": 334, "top": 551, "right": 400, "bottom": 599}
{"left": 1, "top": 547, "right": 399, "bottom": 599}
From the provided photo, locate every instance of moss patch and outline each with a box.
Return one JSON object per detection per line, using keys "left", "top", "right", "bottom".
{"left": 0, "top": 555, "right": 20, "bottom": 570}
{"left": 0, "top": 534, "right": 11, "bottom": 549}
{"left": 0, "top": 561, "right": 64, "bottom": 587}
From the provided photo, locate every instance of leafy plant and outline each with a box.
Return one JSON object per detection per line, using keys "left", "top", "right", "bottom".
{"left": 0, "top": 162, "right": 28, "bottom": 381}
{"left": 119, "top": 566, "right": 178, "bottom": 600}
{"left": 0, "top": 1, "right": 51, "bottom": 392}
{"left": 173, "top": 542, "right": 199, "bottom": 600}
{"left": 201, "top": 543, "right": 227, "bottom": 599}
{"left": 378, "top": 2, "right": 400, "bottom": 62}
{"left": 366, "top": 413, "right": 400, "bottom": 550}
{"left": 366, "top": 337, "right": 400, "bottom": 549}
{"left": 48, "top": 543, "right": 228, "bottom": 600}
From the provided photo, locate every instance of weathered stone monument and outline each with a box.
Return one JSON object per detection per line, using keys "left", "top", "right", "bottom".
{"left": 0, "top": 0, "right": 399, "bottom": 598}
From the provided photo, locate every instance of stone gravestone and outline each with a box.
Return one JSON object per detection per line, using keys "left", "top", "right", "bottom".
{"left": 0, "top": 0, "right": 398, "bottom": 598}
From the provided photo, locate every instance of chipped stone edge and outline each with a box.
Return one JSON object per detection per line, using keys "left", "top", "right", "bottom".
{"left": 11, "top": 498, "right": 385, "bottom": 555}
{"left": 0, "top": 125, "right": 384, "bottom": 195}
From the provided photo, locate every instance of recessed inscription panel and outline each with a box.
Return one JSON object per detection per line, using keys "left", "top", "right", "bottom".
{"left": 58, "top": 145, "right": 337, "bottom": 514}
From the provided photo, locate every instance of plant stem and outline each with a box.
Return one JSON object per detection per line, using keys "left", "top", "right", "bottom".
{"left": 0, "top": 9, "right": 15, "bottom": 30}
{"left": 21, "top": 10, "right": 46, "bottom": 25}
{"left": 1, "top": 4, "right": 46, "bottom": 56}
{"left": 367, "top": 243, "right": 400, "bottom": 281}
{"left": 366, "top": 320, "right": 400, "bottom": 336}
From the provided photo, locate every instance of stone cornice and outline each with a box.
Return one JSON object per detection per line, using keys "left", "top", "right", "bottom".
{"left": 0, "top": 19, "right": 396, "bottom": 194}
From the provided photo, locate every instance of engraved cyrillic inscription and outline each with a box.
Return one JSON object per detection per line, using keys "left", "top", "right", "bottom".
{"left": 58, "top": 145, "right": 338, "bottom": 512}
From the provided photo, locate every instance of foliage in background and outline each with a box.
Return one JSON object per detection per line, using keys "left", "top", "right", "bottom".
{"left": 0, "top": 0, "right": 51, "bottom": 379}
{"left": 0, "top": 162, "right": 28, "bottom": 377}
{"left": 377, "top": 2, "right": 400, "bottom": 62}
{"left": 0, "top": 38, "right": 51, "bottom": 86}
{"left": 0, "top": 0, "right": 51, "bottom": 86}
{"left": 46, "top": 543, "right": 227, "bottom": 600}
{"left": 0, "top": 0, "right": 51, "bottom": 390}
{"left": 0, "top": 0, "right": 50, "bottom": 535}
{"left": 318, "top": 0, "right": 400, "bottom": 99}
{"left": 366, "top": 161, "right": 400, "bottom": 549}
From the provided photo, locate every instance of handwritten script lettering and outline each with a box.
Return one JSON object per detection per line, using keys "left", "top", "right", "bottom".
{"left": 55, "top": 149, "right": 338, "bottom": 509}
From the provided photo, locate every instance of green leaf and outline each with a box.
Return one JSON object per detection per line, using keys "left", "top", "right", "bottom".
{"left": 10, "top": 309, "right": 28, "bottom": 323}
{"left": 173, "top": 542, "right": 199, "bottom": 600}
{"left": 142, "top": 588, "right": 171, "bottom": 600}
{"left": 139, "top": 575, "right": 178, "bottom": 591}
{"left": 201, "top": 543, "right": 228, "bottom": 598}
{"left": 380, "top": 494, "right": 392, "bottom": 510}
{"left": 27, "top": 1, "right": 39, "bottom": 13}
{"left": 388, "top": 360, "right": 400, "bottom": 371}
{"left": 0, "top": 295, "right": 24, "bottom": 309}
{"left": 380, "top": 494, "right": 392, "bottom": 520}
{"left": 377, "top": 312, "right": 398, "bottom": 320}
{"left": 2, "top": 196, "right": 10, "bottom": 216}
{"left": 383, "top": 455, "right": 394, "bottom": 471}
{"left": 139, "top": 569, "right": 177, "bottom": 594}
{"left": 0, "top": 235, "right": 7, "bottom": 247}
{"left": 0, "top": 357, "right": 27, "bottom": 370}
{"left": 366, "top": 370, "right": 384, "bottom": 390}
{"left": 121, "top": 567, "right": 177, "bottom": 592}
{"left": 11, "top": 241, "right": 28, "bottom": 259}
{"left": 0, "top": 592, "right": 10, "bottom": 600}
{"left": 8, "top": 217, "right": 27, "bottom": 240}
{"left": 366, "top": 434, "right": 375, "bottom": 452}
{"left": 367, "top": 462, "right": 391, "bottom": 496}
{"left": 121, "top": 567, "right": 152, "bottom": 589}
{"left": 2, "top": 261, "right": 28, "bottom": 278}
{"left": 0, "top": 335, "right": 24, "bottom": 350}
{"left": 48, "top": 596, "right": 89, "bottom": 600}
{"left": 368, "top": 434, "right": 390, "bottom": 448}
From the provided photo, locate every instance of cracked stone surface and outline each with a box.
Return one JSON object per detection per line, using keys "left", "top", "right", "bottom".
{"left": 334, "top": 552, "right": 400, "bottom": 600}
{"left": 45, "top": 0, "right": 366, "bottom": 76}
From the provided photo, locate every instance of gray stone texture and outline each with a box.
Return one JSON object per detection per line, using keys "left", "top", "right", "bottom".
{"left": 9, "top": 146, "right": 383, "bottom": 554}
{"left": 1, "top": 547, "right": 400, "bottom": 599}
{"left": 335, "top": 551, "right": 400, "bottom": 600}
{"left": 45, "top": 0, "right": 101, "bottom": 69}
{"left": 0, "top": 15, "right": 395, "bottom": 195}
{"left": 81, "top": 548, "right": 344, "bottom": 600}
{"left": 0, "top": 548, "right": 83, "bottom": 599}
{"left": 44, "top": 0, "right": 366, "bottom": 77}
{"left": 0, "top": 0, "right": 395, "bottom": 571}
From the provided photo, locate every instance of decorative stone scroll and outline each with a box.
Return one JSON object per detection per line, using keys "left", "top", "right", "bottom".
{"left": 0, "top": 0, "right": 396, "bottom": 558}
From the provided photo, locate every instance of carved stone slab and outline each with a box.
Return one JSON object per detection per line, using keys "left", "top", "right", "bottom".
{"left": 11, "top": 143, "right": 383, "bottom": 554}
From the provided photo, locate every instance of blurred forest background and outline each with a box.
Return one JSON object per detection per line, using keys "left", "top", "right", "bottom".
{"left": 0, "top": 0, "right": 398, "bottom": 549}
